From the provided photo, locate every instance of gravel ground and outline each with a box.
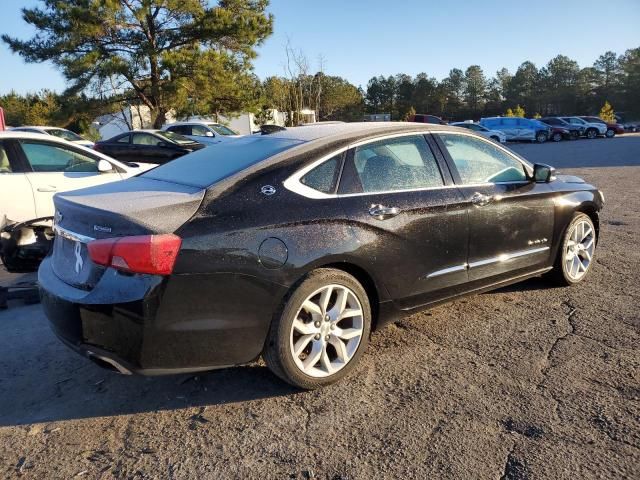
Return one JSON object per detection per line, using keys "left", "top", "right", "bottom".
{"left": 1, "top": 135, "right": 639, "bottom": 479}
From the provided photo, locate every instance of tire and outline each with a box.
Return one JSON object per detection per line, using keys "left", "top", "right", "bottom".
{"left": 552, "top": 132, "right": 563, "bottom": 142}
{"left": 605, "top": 128, "right": 615, "bottom": 138}
{"left": 263, "top": 268, "right": 371, "bottom": 389}
{"left": 586, "top": 128, "right": 598, "bottom": 139}
{"left": 536, "top": 131, "right": 548, "bottom": 143}
{"left": 549, "top": 212, "right": 596, "bottom": 286}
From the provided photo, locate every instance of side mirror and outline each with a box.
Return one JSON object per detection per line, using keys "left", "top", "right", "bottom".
{"left": 533, "top": 163, "right": 555, "bottom": 183}
{"left": 157, "top": 141, "right": 168, "bottom": 148}
{"left": 205, "top": 131, "right": 214, "bottom": 137}
{"left": 97, "top": 159, "right": 113, "bottom": 173}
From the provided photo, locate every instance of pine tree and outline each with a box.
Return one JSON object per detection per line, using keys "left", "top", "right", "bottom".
{"left": 533, "top": 112, "right": 541, "bottom": 119}
{"left": 599, "top": 101, "right": 616, "bottom": 123}
{"left": 505, "top": 108, "right": 514, "bottom": 117}
{"left": 2, "top": 0, "right": 273, "bottom": 128}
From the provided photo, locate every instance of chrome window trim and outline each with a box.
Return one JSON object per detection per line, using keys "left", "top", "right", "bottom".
{"left": 283, "top": 130, "right": 534, "bottom": 200}
{"left": 53, "top": 224, "right": 95, "bottom": 244}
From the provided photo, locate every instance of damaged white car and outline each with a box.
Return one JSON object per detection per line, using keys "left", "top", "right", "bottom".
{"left": 0, "top": 131, "right": 155, "bottom": 271}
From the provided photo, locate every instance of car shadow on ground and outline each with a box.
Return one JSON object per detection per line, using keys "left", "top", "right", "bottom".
{"left": 0, "top": 302, "right": 298, "bottom": 427}
{"left": 0, "top": 276, "right": 564, "bottom": 427}
{"left": 491, "top": 276, "right": 563, "bottom": 293}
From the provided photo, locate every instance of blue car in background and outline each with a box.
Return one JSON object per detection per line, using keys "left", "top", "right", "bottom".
{"left": 480, "top": 117, "right": 551, "bottom": 143}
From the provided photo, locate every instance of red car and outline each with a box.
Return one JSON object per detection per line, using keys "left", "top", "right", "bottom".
{"left": 580, "top": 116, "right": 624, "bottom": 138}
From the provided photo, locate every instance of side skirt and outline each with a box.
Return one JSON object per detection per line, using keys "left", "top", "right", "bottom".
{"left": 375, "top": 267, "right": 553, "bottom": 329}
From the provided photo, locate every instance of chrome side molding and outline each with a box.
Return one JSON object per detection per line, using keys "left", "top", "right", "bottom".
{"left": 425, "top": 246, "right": 550, "bottom": 279}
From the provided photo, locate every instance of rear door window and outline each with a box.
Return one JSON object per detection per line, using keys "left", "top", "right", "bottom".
{"left": 190, "top": 125, "right": 211, "bottom": 137}
{"left": 341, "top": 135, "right": 444, "bottom": 194}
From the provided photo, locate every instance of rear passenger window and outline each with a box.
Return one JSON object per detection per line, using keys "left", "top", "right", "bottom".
{"left": 345, "top": 135, "right": 443, "bottom": 193}
{"left": 301, "top": 154, "right": 342, "bottom": 194}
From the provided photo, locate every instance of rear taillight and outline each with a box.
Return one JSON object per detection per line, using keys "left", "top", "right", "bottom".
{"left": 88, "top": 234, "right": 182, "bottom": 275}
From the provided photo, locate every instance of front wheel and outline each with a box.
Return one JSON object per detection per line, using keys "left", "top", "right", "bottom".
{"left": 536, "top": 131, "right": 548, "bottom": 143}
{"left": 605, "top": 128, "right": 615, "bottom": 138}
{"left": 263, "top": 268, "right": 371, "bottom": 389}
{"left": 586, "top": 128, "right": 598, "bottom": 139}
{"left": 552, "top": 132, "right": 563, "bottom": 142}
{"left": 549, "top": 213, "right": 596, "bottom": 286}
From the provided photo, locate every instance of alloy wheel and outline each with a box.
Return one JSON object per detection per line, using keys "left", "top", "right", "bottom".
{"left": 564, "top": 220, "right": 595, "bottom": 281}
{"left": 587, "top": 129, "right": 597, "bottom": 139}
{"left": 289, "top": 284, "right": 364, "bottom": 378}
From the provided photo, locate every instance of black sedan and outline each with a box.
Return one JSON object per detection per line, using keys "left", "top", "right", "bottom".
{"left": 94, "top": 129, "right": 205, "bottom": 164}
{"left": 39, "top": 123, "right": 603, "bottom": 389}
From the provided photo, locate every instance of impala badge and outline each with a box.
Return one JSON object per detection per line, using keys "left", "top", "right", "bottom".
{"left": 74, "top": 242, "right": 84, "bottom": 274}
{"left": 261, "top": 185, "right": 276, "bottom": 196}
{"left": 93, "top": 225, "right": 112, "bottom": 233}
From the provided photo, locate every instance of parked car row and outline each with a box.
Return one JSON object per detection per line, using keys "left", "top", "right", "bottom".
{"left": 410, "top": 112, "right": 628, "bottom": 143}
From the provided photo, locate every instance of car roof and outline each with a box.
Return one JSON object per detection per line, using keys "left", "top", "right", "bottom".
{"left": 166, "top": 121, "right": 222, "bottom": 126}
{"left": 263, "top": 121, "right": 458, "bottom": 143}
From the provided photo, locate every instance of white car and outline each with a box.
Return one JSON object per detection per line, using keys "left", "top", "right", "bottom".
{"left": 450, "top": 122, "right": 507, "bottom": 143}
{"left": 560, "top": 117, "right": 607, "bottom": 139}
{"left": 11, "top": 126, "right": 95, "bottom": 148}
{"left": 0, "top": 131, "right": 156, "bottom": 271}
{"left": 0, "top": 131, "right": 156, "bottom": 224}
{"left": 162, "top": 121, "right": 241, "bottom": 145}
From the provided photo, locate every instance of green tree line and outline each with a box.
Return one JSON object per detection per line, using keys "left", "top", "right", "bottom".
{"left": 1, "top": 0, "right": 638, "bottom": 128}
{"left": 362, "top": 48, "right": 640, "bottom": 121}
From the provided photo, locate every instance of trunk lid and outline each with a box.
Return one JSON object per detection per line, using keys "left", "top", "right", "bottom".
{"left": 51, "top": 177, "right": 205, "bottom": 289}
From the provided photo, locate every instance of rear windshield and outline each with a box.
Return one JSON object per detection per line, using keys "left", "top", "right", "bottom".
{"left": 142, "top": 135, "right": 305, "bottom": 188}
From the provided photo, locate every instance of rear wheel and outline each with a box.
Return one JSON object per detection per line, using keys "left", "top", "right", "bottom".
{"left": 552, "top": 132, "right": 563, "bottom": 142}
{"left": 536, "top": 131, "right": 548, "bottom": 143}
{"left": 605, "top": 128, "right": 615, "bottom": 138}
{"left": 586, "top": 128, "right": 598, "bottom": 139}
{"left": 263, "top": 268, "right": 371, "bottom": 389}
{"left": 549, "top": 213, "right": 596, "bottom": 286}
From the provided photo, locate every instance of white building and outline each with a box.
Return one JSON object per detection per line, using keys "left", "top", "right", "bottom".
{"left": 92, "top": 105, "right": 175, "bottom": 140}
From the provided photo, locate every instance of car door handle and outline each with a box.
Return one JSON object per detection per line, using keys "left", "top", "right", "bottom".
{"left": 470, "top": 192, "right": 492, "bottom": 207}
{"left": 369, "top": 204, "right": 401, "bottom": 220}
{"left": 37, "top": 186, "right": 58, "bottom": 193}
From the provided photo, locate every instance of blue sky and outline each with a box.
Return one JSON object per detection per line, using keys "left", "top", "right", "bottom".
{"left": 1, "top": 0, "right": 639, "bottom": 94}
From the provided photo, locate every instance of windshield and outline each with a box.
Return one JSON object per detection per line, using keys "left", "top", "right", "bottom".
{"left": 208, "top": 124, "right": 238, "bottom": 136}
{"left": 47, "top": 128, "right": 84, "bottom": 141}
{"left": 156, "top": 130, "right": 198, "bottom": 145}
{"left": 142, "top": 135, "right": 304, "bottom": 188}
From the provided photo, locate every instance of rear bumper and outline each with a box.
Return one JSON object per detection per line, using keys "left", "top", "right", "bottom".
{"left": 39, "top": 256, "right": 288, "bottom": 375}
